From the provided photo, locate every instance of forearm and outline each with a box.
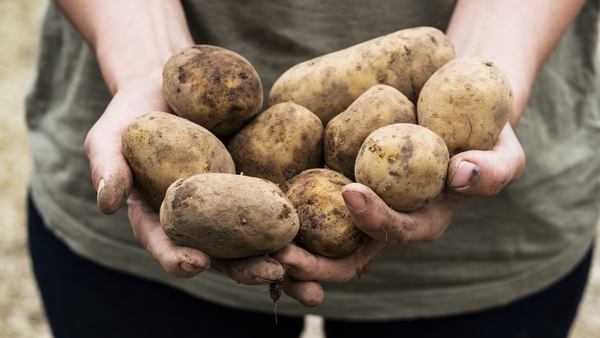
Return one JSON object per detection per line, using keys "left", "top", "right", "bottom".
{"left": 53, "top": 0, "right": 194, "bottom": 94}
{"left": 446, "top": 0, "right": 586, "bottom": 126}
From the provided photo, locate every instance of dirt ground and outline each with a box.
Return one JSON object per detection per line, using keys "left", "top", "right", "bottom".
{"left": 1, "top": 1, "right": 599, "bottom": 337}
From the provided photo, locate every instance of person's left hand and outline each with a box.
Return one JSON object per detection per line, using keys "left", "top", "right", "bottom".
{"left": 269, "top": 239, "right": 384, "bottom": 307}
{"left": 271, "top": 124, "right": 526, "bottom": 306}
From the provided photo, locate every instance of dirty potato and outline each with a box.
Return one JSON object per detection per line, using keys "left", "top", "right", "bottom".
{"left": 227, "top": 102, "right": 324, "bottom": 186}
{"left": 417, "top": 56, "right": 514, "bottom": 155}
{"left": 284, "top": 168, "right": 369, "bottom": 258}
{"left": 121, "top": 111, "right": 235, "bottom": 211}
{"left": 354, "top": 123, "right": 449, "bottom": 212}
{"left": 160, "top": 173, "right": 299, "bottom": 259}
{"left": 324, "top": 84, "right": 416, "bottom": 180}
{"left": 269, "top": 26, "right": 455, "bottom": 125}
{"left": 163, "top": 45, "right": 263, "bottom": 136}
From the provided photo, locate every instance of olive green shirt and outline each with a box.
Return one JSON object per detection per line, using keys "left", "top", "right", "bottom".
{"left": 26, "top": 0, "right": 600, "bottom": 319}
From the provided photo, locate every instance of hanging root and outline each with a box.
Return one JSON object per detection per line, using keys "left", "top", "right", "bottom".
{"left": 269, "top": 282, "right": 282, "bottom": 325}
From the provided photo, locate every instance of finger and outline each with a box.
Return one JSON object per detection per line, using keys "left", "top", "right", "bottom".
{"left": 342, "top": 184, "right": 411, "bottom": 244}
{"left": 272, "top": 240, "right": 384, "bottom": 283}
{"left": 279, "top": 277, "right": 324, "bottom": 307}
{"left": 85, "top": 81, "right": 170, "bottom": 215}
{"left": 340, "top": 124, "right": 523, "bottom": 244}
{"left": 362, "top": 259, "right": 374, "bottom": 274}
{"left": 211, "top": 256, "right": 286, "bottom": 285}
{"left": 85, "top": 123, "right": 132, "bottom": 215}
{"left": 85, "top": 101, "right": 135, "bottom": 215}
{"left": 127, "top": 188, "right": 210, "bottom": 278}
{"left": 342, "top": 183, "right": 472, "bottom": 243}
{"left": 447, "top": 124, "right": 526, "bottom": 196}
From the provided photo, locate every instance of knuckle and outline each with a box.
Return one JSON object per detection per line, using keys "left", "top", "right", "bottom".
{"left": 129, "top": 221, "right": 144, "bottom": 243}
{"left": 480, "top": 187, "right": 500, "bottom": 197}
{"left": 338, "top": 274, "right": 355, "bottom": 283}
{"left": 383, "top": 220, "right": 416, "bottom": 245}
{"left": 474, "top": 166, "right": 510, "bottom": 197}
{"left": 391, "top": 234, "right": 410, "bottom": 246}
{"left": 480, "top": 177, "right": 508, "bottom": 196}
{"left": 422, "top": 229, "right": 443, "bottom": 242}
{"left": 302, "top": 262, "right": 320, "bottom": 278}
{"left": 131, "top": 227, "right": 142, "bottom": 241}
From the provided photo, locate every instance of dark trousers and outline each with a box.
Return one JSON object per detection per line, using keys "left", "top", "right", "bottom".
{"left": 28, "top": 196, "right": 592, "bottom": 338}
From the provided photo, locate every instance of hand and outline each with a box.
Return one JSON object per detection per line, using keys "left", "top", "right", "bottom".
{"left": 271, "top": 123, "right": 525, "bottom": 306}
{"left": 346, "top": 123, "right": 525, "bottom": 244}
{"left": 84, "top": 74, "right": 285, "bottom": 284}
{"left": 128, "top": 188, "right": 285, "bottom": 283}
{"left": 270, "top": 239, "right": 385, "bottom": 307}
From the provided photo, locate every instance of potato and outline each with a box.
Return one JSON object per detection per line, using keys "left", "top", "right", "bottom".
{"left": 324, "top": 84, "right": 416, "bottom": 180}
{"left": 269, "top": 26, "right": 455, "bottom": 125}
{"left": 121, "top": 111, "right": 235, "bottom": 211}
{"left": 417, "top": 56, "right": 514, "bottom": 155}
{"left": 283, "top": 168, "right": 368, "bottom": 258}
{"left": 355, "top": 123, "right": 449, "bottom": 212}
{"left": 227, "top": 102, "right": 324, "bottom": 186}
{"left": 162, "top": 45, "right": 263, "bottom": 136}
{"left": 160, "top": 173, "right": 300, "bottom": 259}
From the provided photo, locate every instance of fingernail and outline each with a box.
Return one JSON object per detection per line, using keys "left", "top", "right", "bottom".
{"left": 342, "top": 191, "right": 367, "bottom": 211}
{"left": 253, "top": 276, "right": 281, "bottom": 283}
{"left": 180, "top": 262, "right": 204, "bottom": 274}
{"left": 97, "top": 179, "right": 105, "bottom": 200}
{"left": 450, "top": 161, "right": 479, "bottom": 188}
{"left": 97, "top": 179, "right": 107, "bottom": 210}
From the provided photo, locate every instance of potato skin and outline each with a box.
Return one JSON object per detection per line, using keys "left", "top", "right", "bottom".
{"left": 227, "top": 102, "right": 324, "bottom": 186}
{"left": 283, "top": 168, "right": 369, "bottom": 258}
{"left": 121, "top": 111, "right": 235, "bottom": 211}
{"left": 324, "top": 84, "right": 416, "bottom": 180}
{"left": 355, "top": 124, "right": 449, "bottom": 212}
{"left": 160, "top": 173, "right": 300, "bottom": 259}
{"left": 269, "top": 26, "right": 455, "bottom": 125}
{"left": 163, "top": 45, "right": 263, "bottom": 136}
{"left": 417, "top": 56, "right": 514, "bottom": 155}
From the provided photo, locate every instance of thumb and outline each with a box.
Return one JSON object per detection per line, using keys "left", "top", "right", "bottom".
{"left": 84, "top": 103, "right": 134, "bottom": 215}
{"left": 446, "top": 124, "right": 526, "bottom": 196}
{"left": 84, "top": 72, "right": 171, "bottom": 215}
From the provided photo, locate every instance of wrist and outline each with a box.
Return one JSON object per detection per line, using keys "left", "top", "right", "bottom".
{"left": 447, "top": 34, "right": 534, "bottom": 128}
{"left": 97, "top": 55, "right": 173, "bottom": 95}
{"left": 445, "top": 0, "right": 586, "bottom": 127}
{"left": 95, "top": 29, "right": 193, "bottom": 95}
{"left": 55, "top": 0, "right": 193, "bottom": 95}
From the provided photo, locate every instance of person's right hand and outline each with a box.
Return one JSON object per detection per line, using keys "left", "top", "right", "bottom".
{"left": 84, "top": 71, "right": 286, "bottom": 285}
{"left": 127, "top": 186, "right": 286, "bottom": 284}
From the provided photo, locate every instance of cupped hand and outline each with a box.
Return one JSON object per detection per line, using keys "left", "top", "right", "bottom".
{"left": 128, "top": 188, "right": 285, "bottom": 283}
{"left": 85, "top": 73, "right": 168, "bottom": 215}
{"left": 84, "top": 74, "right": 285, "bottom": 284}
{"left": 271, "top": 123, "right": 525, "bottom": 306}
{"left": 348, "top": 123, "right": 525, "bottom": 244}
{"left": 270, "top": 239, "right": 385, "bottom": 307}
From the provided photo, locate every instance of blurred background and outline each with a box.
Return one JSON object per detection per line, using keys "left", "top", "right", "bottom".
{"left": 1, "top": 1, "right": 599, "bottom": 337}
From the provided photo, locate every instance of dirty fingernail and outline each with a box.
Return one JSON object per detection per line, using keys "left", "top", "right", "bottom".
{"left": 253, "top": 276, "right": 280, "bottom": 284}
{"left": 180, "top": 262, "right": 204, "bottom": 274}
{"left": 97, "top": 178, "right": 108, "bottom": 211}
{"left": 342, "top": 191, "right": 367, "bottom": 211}
{"left": 450, "top": 161, "right": 479, "bottom": 188}
{"left": 97, "top": 179, "right": 105, "bottom": 199}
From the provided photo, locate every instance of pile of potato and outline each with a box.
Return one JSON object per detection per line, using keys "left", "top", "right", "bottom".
{"left": 121, "top": 26, "right": 513, "bottom": 262}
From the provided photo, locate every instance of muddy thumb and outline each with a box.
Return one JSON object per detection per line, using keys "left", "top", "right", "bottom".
{"left": 97, "top": 171, "right": 132, "bottom": 215}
